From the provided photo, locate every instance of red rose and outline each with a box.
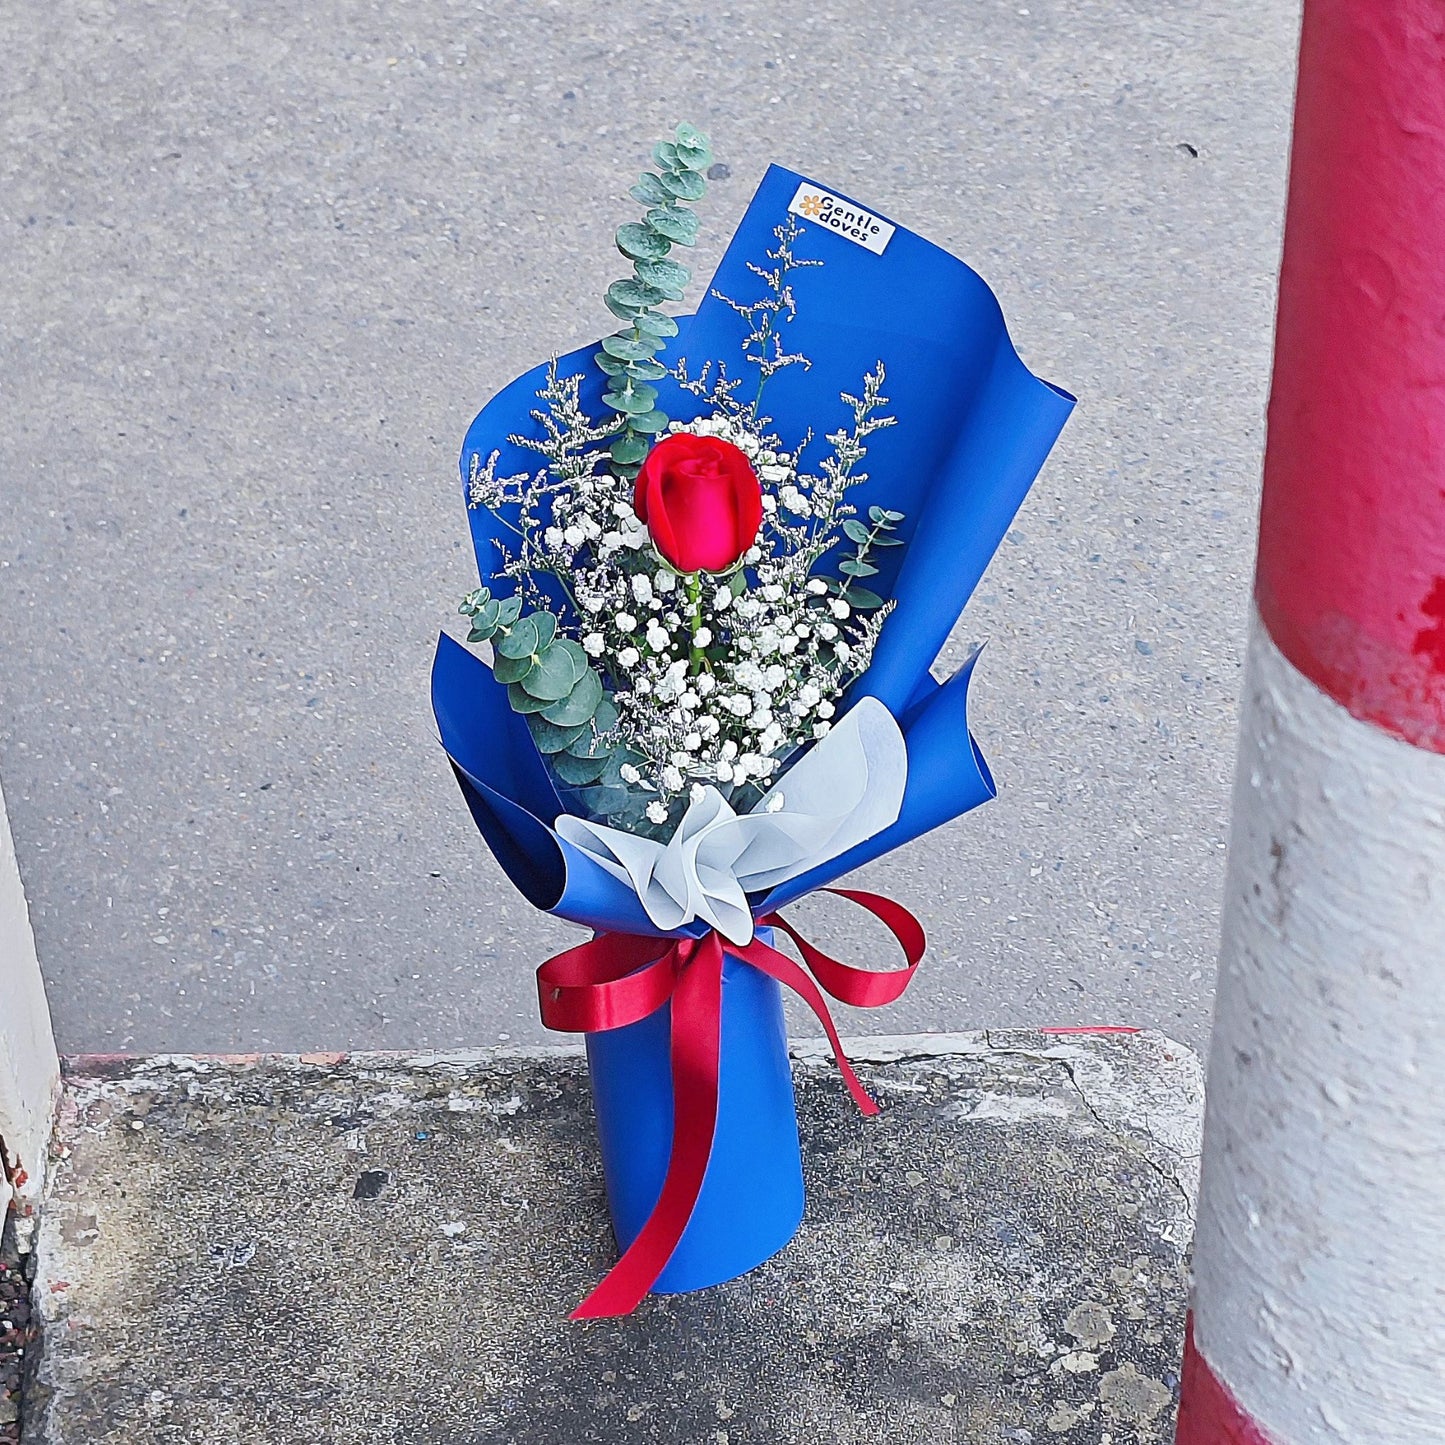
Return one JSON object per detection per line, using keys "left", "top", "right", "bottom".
{"left": 632, "top": 433, "right": 764, "bottom": 574}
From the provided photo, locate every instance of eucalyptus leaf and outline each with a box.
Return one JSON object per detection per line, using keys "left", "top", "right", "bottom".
{"left": 652, "top": 141, "right": 680, "bottom": 169}
{"left": 610, "top": 434, "right": 650, "bottom": 465}
{"left": 646, "top": 207, "right": 698, "bottom": 245}
{"left": 519, "top": 642, "right": 576, "bottom": 701}
{"left": 608, "top": 278, "right": 666, "bottom": 310}
{"left": 592, "top": 694, "right": 619, "bottom": 733}
{"left": 552, "top": 750, "right": 609, "bottom": 786}
{"left": 531, "top": 612, "right": 558, "bottom": 650}
{"left": 630, "top": 172, "right": 672, "bottom": 206}
{"left": 616, "top": 222, "right": 671, "bottom": 262}
{"left": 492, "top": 651, "right": 535, "bottom": 685}
{"left": 633, "top": 311, "right": 679, "bottom": 339}
{"left": 674, "top": 122, "right": 708, "bottom": 150}
{"left": 595, "top": 353, "right": 629, "bottom": 376}
{"left": 676, "top": 142, "right": 712, "bottom": 171}
{"left": 843, "top": 586, "right": 885, "bottom": 609}
{"left": 506, "top": 680, "right": 553, "bottom": 714}
{"left": 842, "top": 518, "right": 872, "bottom": 545}
{"left": 580, "top": 783, "right": 631, "bottom": 815}
{"left": 541, "top": 668, "right": 603, "bottom": 726}
{"left": 526, "top": 712, "right": 589, "bottom": 754}
{"left": 605, "top": 383, "right": 660, "bottom": 415}
{"left": 839, "top": 559, "right": 879, "bottom": 578}
{"left": 873, "top": 534, "right": 905, "bottom": 546}
{"left": 496, "top": 595, "right": 523, "bottom": 627}
{"left": 634, "top": 258, "right": 690, "bottom": 299}
{"left": 605, "top": 292, "right": 643, "bottom": 322}
{"left": 494, "top": 615, "right": 538, "bottom": 659}
{"left": 659, "top": 169, "right": 706, "bottom": 202}
{"left": 553, "top": 638, "right": 590, "bottom": 684}
{"left": 629, "top": 409, "right": 670, "bottom": 435}
{"left": 624, "top": 358, "right": 667, "bottom": 380}
{"left": 601, "top": 333, "right": 660, "bottom": 362}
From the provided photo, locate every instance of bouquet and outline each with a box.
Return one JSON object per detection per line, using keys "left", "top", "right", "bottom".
{"left": 433, "top": 127, "right": 1073, "bottom": 1317}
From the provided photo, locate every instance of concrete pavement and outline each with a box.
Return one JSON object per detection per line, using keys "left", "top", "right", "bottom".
{"left": 0, "top": 1, "right": 1300, "bottom": 1052}
{"left": 28, "top": 1031, "right": 1201, "bottom": 1442}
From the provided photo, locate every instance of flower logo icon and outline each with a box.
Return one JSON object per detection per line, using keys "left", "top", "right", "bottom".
{"left": 797, "top": 192, "right": 824, "bottom": 219}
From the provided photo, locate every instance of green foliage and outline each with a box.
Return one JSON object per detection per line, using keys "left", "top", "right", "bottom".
{"left": 596, "top": 122, "right": 715, "bottom": 480}
{"left": 458, "top": 589, "right": 616, "bottom": 768}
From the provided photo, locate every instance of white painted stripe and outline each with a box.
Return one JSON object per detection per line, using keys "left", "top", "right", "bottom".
{"left": 1192, "top": 613, "right": 1445, "bottom": 1443}
{"left": 0, "top": 775, "right": 59, "bottom": 1237}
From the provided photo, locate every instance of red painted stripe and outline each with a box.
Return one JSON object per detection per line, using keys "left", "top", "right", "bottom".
{"left": 1176, "top": 1317, "right": 1276, "bottom": 1445}
{"left": 1254, "top": 0, "right": 1445, "bottom": 754}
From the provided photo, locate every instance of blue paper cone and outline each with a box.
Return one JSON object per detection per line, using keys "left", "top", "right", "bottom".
{"left": 584, "top": 936, "right": 804, "bottom": 1294}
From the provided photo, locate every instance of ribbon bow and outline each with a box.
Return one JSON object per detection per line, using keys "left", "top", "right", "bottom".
{"left": 536, "top": 887, "right": 926, "bottom": 1318}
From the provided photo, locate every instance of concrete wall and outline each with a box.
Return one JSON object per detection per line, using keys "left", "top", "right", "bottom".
{"left": 0, "top": 775, "right": 58, "bottom": 1240}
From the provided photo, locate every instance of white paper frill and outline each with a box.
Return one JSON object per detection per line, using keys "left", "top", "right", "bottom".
{"left": 555, "top": 697, "right": 907, "bottom": 946}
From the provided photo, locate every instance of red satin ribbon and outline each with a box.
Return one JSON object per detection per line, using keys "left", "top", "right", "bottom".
{"left": 535, "top": 887, "right": 926, "bottom": 1319}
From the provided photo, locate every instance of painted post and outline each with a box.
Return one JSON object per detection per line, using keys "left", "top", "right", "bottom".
{"left": 1177, "top": 3, "right": 1445, "bottom": 1442}
{"left": 0, "top": 776, "right": 59, "bottom": 1247}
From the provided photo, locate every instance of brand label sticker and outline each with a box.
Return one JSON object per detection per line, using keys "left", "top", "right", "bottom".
{"left": 788, "top": 183, "right": 896, "bottom": 255}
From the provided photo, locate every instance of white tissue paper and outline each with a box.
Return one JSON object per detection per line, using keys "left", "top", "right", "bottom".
{"left": 555, "top": 697, "right": 907, "bottom": 945}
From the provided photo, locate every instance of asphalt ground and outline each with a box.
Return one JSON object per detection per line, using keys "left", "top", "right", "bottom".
{"left": 0, "top": 1, "right": 1300, "bottom": 1052}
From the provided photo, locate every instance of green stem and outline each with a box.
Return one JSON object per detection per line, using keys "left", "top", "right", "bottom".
{"left": 686, "top": 573, "right": 704, "bottom": 673}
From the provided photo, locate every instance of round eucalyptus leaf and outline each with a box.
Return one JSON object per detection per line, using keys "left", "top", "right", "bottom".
{"left": 492, "top": 651, "right": 535, "bottom": 685}
{"left": 553, "top": 637, "right": 590, "bottom": 685}
{"left": 674, "top": 122, "right": 709, "bottom": 150}
{"left": 630, "top": 172, "right": 672, "bottom": 206}
{"left": 552, "top": 750, "right": 609, "bottom": 786}
{"left": 608, "top": 278, "right": 665, "bottom": 310}
{"left": 606, "top": 383, "right": 659, "bottom": 415}
{"left": 842, "top": 518, "right": 872, "bottom": 545}
{"left": 605, "top": 292, "right": 642, "bottom": 322}
{"left": 541, "top": 667, "right": 603, "bottom": 727}
{"left": 531, "top": 611, "right": 558, "bottom": 651}
{"left": 625, "top": 358, "right": 667, "bottom": 381}
{"left": 646, "top": 207, "right": 699, "bottom": 245}
{"left": 633, "top": 311, "right": 679, "bottom": 339}
{"left": 595, "top": 353, "right": 628, "bottom": 376}
{"left": 843, "top": 585, "right": 885, "bottom": 610}
{"left": 581, "top": 783, "right": 631, "bottom": 815}
{"left": 652, "top": 141, "right": 679, "bottom": 169}
{"left": 616, "top": 222, "right": 671, "bottom": 262}
{"left": 495, "top": 595, "right": 523, "bottom": 627}
{"left": 592, "top": 695, "right": 619, "bottom": 733}
{"left": 506, "top": 680, "right": 553, "bottom": 714}
{"left": 526, "top": 712, "right": 588, "bottom": 754}
{"left": 676, "top": 142, "right": 712, "bottom": 171}
{"left": 659, "top": 169, "right": 706, "bottom": 202}
{"left": 518, "top": 642, "right": 576, "bottom": 701}
{"left": 494, "top": 614, "right": 538, "bottom": 659}
{"left": 629, "top": 409, "right": 670, "bottom": 435}
{"left": 610, "top": 434, "right": 650, "bottom": 465}
{"left": 634, "top": 258, "right": 690, "bottom": 299}
{"left": 601, "top": 333, "right": 660, "bottom": 362}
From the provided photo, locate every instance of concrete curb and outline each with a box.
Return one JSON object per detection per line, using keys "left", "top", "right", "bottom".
{"left": 32, "top": 1029, "right": 1200, "bottom": 1443}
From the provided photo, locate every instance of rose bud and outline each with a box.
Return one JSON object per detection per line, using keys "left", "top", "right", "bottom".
{"left": 632, "top": 433, "right": 764, "bottom": 574}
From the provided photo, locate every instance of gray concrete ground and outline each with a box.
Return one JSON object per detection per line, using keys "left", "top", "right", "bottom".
{"left": 0, "top": 2, "right": 1300, "bottom": 1053}
{"left": 28, "top": 1032, "right": 1201, "bottom": 1443}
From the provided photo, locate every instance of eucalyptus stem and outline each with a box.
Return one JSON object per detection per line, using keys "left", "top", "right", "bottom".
{"left": 595, "top": 124, "right": 715, "bottom": 482}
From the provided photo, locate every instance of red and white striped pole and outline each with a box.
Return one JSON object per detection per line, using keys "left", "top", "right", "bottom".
{"left": 1177, "top": 3, "right": 1445, "bottom": 1442}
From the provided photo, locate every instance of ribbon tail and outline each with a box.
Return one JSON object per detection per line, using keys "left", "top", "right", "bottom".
{"left": 735, "top": 936, "right": 880, "bottom": 1117}
{"left": 570, "top": 932, "right": 726, "bottom": 1319}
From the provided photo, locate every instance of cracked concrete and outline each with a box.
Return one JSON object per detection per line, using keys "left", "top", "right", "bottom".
{"left": 28, "top": 1030, "right": 1200, "bottom": 1443}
